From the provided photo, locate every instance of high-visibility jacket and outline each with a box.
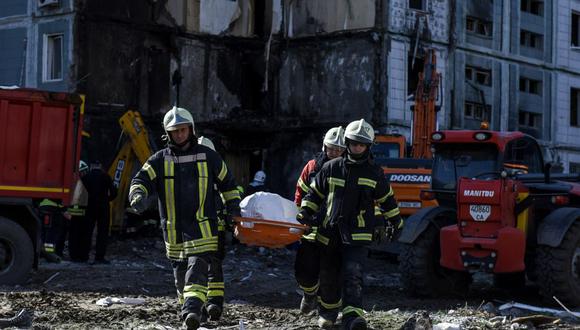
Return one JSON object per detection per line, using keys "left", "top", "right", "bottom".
{"left": 129, "top": 143, "right": 240, "bottom": 260}
{"left": 300, "top": 156, "right": 401, "bottom": 246}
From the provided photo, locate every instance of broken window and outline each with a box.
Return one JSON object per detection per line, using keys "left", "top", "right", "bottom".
{"left": 520, "top": 30, "right": 543, "bottom": 50}
{"left": 570, "top": 162, "right": 580, "bottom": 173}
{"left": 407, "top": 55, "right": 425, "bottom": 96}
{"left": 43, "top": 33, "right": 63, "bottom": 82}
{"left": 464, "top": 101, "right": 491, "bottom": 121}
{"left": 465, "top": 65, "right": 491, "bottom": 86}
{"left": 571, "top": 88, "right": 580, "bottom": 127}
{"left": 521, "top": 0, "right": 543, "bottom": 16}
{"left": 519, "top": 77, "right": 542, "bottom": 95}
{"left": 466, "top": 16, "right": 493, "bottom": 37}
{"left": 518, "top": 110, "right": 541, "bottom": 129}
{"left": 409, "top": 0, "right": 426, "bottom": 10}
{"left": 573, "top": 12, "right": 580, "bottom": 47}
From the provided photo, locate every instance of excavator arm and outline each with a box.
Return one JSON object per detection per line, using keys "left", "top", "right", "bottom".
{"left": 108, "top": 111, "right": 155, "bottom": 233}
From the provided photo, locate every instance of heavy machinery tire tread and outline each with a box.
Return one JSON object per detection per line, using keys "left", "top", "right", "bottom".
{"left": 399, "top": 225, "right": 470, "bottom": 297}
{"left": 535, "top": 221, "right": 580, "bottom": 307}
{"left": 0, "top": 217, "right": 34, "bottom": 285}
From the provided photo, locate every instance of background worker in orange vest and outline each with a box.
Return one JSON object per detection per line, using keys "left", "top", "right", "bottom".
{"left": 294, "top": 126, "right": 346, "bottom": 315}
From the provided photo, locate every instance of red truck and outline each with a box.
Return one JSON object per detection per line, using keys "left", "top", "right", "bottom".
{"left": 0, "top": 87, "right": 84, "bottom": 284}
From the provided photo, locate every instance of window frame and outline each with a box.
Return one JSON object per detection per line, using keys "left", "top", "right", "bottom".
{"left": 42, "top": 33, "right": 64, "bottom": 82}
{"left": 465, "top": 15, "right": 493, "bottom": 38}
{"left": 519, "top": 76, "right": 542, "bottom": 96}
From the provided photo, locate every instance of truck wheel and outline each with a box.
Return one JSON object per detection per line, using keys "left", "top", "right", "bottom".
{"left": 0, "top": 217, "right": 33, "bottom": 285}
{"left": 399, "top": 225, "right": 471, "bottom": 297}
{"left": 536, "top": 221, "right": 580, "bottom": 307}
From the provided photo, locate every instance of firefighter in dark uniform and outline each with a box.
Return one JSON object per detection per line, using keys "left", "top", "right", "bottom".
{"left": 38, "top": 198, "right": 69, "bottom": 262}
{"left": 129, "top": 107, "right": 241, "bottom": 330}
{"left": 297, "top": 119, "right": 402, "bottom": 330}
{"left": 294, "top": 126, "right": 346, "bottom": 314}
{"left": 82, "top": 160, "right": 117, "bottom": 263}
{"left": 198, "top": 136, "right": 227, "bottom": 321}
{"left": 68, "top": 160, "right": 90, "bottom": 262}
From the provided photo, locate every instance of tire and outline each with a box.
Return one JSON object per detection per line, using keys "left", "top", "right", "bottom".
{"left": 399, "top": 225, "right": 471, "bottom": 297}
{"left": 0, "top": 217, "right": 34, "bottom": 285}
{"left": 535, "top": 221, "right": 580, "bottom": 307}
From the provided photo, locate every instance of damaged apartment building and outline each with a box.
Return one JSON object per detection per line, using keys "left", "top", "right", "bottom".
{"left": 1, "top": 0, "right": 580, "bottom": 196}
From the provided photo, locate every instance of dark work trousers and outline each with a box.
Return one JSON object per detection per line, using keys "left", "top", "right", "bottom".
{"left": 68, "top": 215, "right": 88, "bottom": 261}
{"left": 55, "top": 219, "right": 69, "bottom": 257}
{"left": 41, "top": 213, "right": 65, "bottom": 255}
{"left": 172, "top": 252, "right": 216, "bottom": 320}
{"left": 207, "top": 230, "right": 226, "bottom": 308}
{"left": 87, "top": 208, "right": 109, "bottom": 261}
{"left": 318, "top": 228, "right": 367, "bottom": 323}
{"left": 294, "top": 238, "right": 321, "bottom": 297}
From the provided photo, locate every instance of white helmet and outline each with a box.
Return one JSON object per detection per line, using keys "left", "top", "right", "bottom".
{"left": 163, "top": 106, "right": 195, "bottom": 133}
{"left": 322, "top": 126, "right": 346, "bottom": 151}
{"left": 345, "top": 119, "right": 375, "bottom": 144}
{"left": 198, "top": 136, "right": 215, "bottom": 151}
{"left": 252, "top": 170, "right": 266, "bottom": 185}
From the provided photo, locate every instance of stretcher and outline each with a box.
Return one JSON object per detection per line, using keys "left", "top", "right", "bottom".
{"left": 233, "top": 216, "right": 308, "bottom": 248}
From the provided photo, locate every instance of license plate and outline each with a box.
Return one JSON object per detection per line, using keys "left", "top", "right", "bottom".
{"left": 398, "top": 201, "right": 421, "bottom": 208}
{"left": 469, "top": 204, "right": 491, "bottom": 221}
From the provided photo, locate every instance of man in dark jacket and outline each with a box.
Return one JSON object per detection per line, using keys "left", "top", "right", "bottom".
{"left": 297, "top": 119, "right": 402, "bottom": 330}
{"left": 129, "top": 107, "right": 241, "bottom": 330}
{"left": 294, "top": 126, "right": 345, "bottom": 315}
{"left": 82, "top": 160, "right": 117, "bottom": 264}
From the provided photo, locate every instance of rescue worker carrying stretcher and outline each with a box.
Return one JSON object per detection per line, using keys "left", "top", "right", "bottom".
{"left": 294, "top": 126, "right": 346, "bottom": 314}
{"left": 297, "top": 119, "right": 402, "bottom": 330}
{"left": 129, "top": 107, "right": 241, "bottom": 330}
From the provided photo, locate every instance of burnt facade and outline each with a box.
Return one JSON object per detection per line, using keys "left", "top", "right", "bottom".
{"left": 3, "top": 0, "right": 580, "bottom": 195}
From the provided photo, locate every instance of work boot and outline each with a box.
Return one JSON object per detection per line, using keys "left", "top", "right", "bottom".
{"left": 183, "top": 313, "right": 200, "bottom": 330}
{"left": 44, "top": 252, "right": 61, "bottom": 263}
{"left": 317, "top": 316, "right": 334, "bottom": 329}
{"left": 206, "top": 303, "right": 222, "bottom": 321}
{"left": 345, "top": 317, "right": 367, "bottom": 330}
{"left": 300, "top": 294, "right": 317, "bottom": 314}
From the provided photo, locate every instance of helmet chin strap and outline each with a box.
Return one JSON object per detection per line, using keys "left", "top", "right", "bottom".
{"left": 346, "top": 144, "right": 370, "bottom": 163}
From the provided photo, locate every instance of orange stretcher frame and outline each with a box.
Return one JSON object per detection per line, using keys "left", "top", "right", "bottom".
{"left": 233, "top": 216, "right": 309, "bottom": 249}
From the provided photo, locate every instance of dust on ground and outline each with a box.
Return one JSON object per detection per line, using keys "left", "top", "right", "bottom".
{"left": 1, "top": 234, "right": 579, "bottom": 329}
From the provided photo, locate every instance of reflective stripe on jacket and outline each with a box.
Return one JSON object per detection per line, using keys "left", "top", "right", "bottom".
{"left": 129, "top": 143, "right": 240, "bottom": 260}
{"left": 300, "top": 157, "right": 400, "bottom": 246}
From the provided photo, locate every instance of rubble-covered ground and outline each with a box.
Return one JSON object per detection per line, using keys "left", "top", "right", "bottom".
{"left": 1, "top": 233, "right": 579, "bottom": 330}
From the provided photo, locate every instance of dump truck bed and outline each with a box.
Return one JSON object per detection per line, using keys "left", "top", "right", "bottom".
{"left": 0, "top": 88, "right": 83, "bottom": 203}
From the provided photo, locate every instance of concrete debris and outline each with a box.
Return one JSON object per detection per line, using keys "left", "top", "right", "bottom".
{"left": 481, "top": 302, "right": 498, "bottom": 314}
{"left": 402, "top": 310, "right": 432, "bottom": 330}
{"left": 433, "top": 322, "right": 461, "bottom": 330}
{"left": 96, "top": 297, "right": 146, "bottom": 307}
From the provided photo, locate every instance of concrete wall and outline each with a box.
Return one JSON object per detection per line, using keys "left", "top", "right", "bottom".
{"left": 0, "top": 28, "right": 26, "bottom": 85}
{"left": 0, "top": 0, "right": 27, "bottom": 18}
{"left": 278, "top": 35, "right": 378, "bottom": 125}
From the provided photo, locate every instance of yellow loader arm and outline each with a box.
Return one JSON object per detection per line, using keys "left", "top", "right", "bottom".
{"left": 108, "top": 111, "right": 154, "bottom": 233}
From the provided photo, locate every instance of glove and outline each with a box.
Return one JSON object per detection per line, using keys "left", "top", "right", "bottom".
{"left": 385, "top": 215, "right": 403, "bottom": 242}
{"left": 129, "top": 193, "right": 147, "bottom": 214}
{"left": 296, "top": 210, "right": 314, "bottom": 226}
{"left": 373, "top": 225, "right": 386, "bottom": 243}
{"left": 225, "top": 205, "right": 241, "bottom": 231}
